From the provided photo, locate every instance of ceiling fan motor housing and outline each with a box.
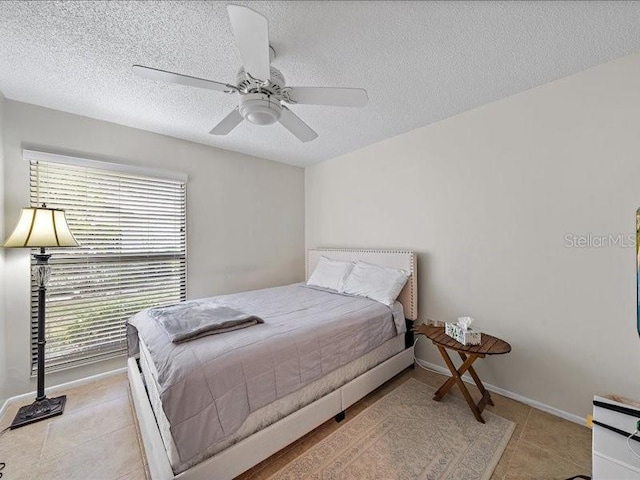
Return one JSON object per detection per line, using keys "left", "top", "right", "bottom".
{"left": 236, "top": 67, "right": 285, "bottom": 95}
{"left": 240, "top": 93, "right": 282, "bottom": 125}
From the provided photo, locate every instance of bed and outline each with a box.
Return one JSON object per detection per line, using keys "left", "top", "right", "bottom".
{"left": 128, "top": 248, "right": 418, "bottom": 480}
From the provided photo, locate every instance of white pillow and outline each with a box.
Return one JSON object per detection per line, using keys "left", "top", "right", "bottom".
{"left": 342, "top": 261, "right": 409, "bottom": 306}
{"left": 307, "top": 256, "right": 355, "bottom": 292}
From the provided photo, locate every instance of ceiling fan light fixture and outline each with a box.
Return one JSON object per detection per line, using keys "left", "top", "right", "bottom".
{"left": 239, "top": 93, "right": 282, "bottom": 125}
{"left": 246, "top": 108, "right": 277, "bottom": 125}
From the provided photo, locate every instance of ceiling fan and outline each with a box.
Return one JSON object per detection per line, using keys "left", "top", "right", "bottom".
{"left": 132, "top": 4, "right": 368, "bottom": 143}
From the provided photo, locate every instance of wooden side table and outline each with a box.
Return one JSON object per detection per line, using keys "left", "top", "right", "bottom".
{"left": 413, "top": 323, "right": 511, "bottom": 423}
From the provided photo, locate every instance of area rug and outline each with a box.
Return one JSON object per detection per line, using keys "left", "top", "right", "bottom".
{"left": 268, "top": 378, "right": 515, "bottom": 480}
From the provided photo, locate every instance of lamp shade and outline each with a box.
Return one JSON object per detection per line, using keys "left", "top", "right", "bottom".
{"left": 3, "top": 207, "right": 79, "bottom": 248}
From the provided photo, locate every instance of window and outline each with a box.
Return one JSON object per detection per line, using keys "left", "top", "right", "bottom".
{"left": 27, "top": 151, "right": 187, "bottom": 371}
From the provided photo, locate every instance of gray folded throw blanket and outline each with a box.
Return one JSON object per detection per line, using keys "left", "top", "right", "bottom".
{"left": 148, "top": 301, "right": 264, "bottom": 343}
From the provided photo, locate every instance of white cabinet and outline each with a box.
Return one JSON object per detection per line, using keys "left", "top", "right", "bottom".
{"left": 593, "top": 395, "right": 640, "bottom": 479}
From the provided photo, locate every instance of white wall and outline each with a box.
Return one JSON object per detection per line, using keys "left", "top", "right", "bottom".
{"left": 2, "top": 100, "right": 305, "bottom": 400}
{"left": 0, "top": 91, "right": 6, "bottom": 405}
{"left": 306, "top": 52, "right": 640, "bottom": 418}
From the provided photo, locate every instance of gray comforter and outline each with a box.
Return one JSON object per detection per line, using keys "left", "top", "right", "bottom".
{"left": 127, "top": 283, "right": 404, "bottom": 464}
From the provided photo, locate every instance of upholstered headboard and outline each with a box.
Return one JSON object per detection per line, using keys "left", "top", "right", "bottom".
{"left": 306, "top": 249, "right": 418, "bottom": 321}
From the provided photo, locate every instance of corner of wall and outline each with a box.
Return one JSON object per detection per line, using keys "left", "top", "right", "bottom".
{"left": 0, "top": 89, "right": 7, "bottom": 404}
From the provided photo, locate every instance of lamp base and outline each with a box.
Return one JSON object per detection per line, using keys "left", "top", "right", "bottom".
{"left": 9, "top": 395, "right": 66, "bottom": 429}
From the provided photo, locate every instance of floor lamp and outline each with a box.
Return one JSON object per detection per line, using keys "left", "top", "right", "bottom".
{"left": 3, "top": 205, "right": 79, "bottom": 429}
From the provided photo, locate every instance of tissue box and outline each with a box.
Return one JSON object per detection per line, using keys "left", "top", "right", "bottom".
{"left": 445, "top": 322, "right": 481, "bottom": 346}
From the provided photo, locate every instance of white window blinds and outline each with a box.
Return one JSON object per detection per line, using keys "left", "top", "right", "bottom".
{"left": 28, "top": 153, "right": 187, "bottom": 371}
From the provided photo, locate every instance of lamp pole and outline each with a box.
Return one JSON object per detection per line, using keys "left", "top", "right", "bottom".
{"left": 34, "top": 247, "right": 51, "bottom": 402}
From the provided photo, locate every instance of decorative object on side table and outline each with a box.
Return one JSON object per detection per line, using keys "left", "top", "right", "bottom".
{"left": 414, "top": 321, "right": 511, "bottom": 423}
{"left": 445, "top": 316, "right": 481, "bottom": 346}
{"left": 2, "top": 204, "right": 79, "bottom": 429}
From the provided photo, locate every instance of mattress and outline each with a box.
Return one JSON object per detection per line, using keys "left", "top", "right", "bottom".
{"left": 140, "top": 333, "right": 406, "bottom": 474}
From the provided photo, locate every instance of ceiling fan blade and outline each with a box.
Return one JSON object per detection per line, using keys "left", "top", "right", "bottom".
{"left": 210, "top": 107, "right": 243, "bottom": 135}
{"left": 279, "top": 106, "right": 318, "bottom": 143}
{"left": 227, "top": 5, "right": 271, "bottom": 82}
{"left": 133, "top": 65, "right": 237, "bottom": 93}
{"left": 285, "top": 87, "right": 368, "bottom": 108}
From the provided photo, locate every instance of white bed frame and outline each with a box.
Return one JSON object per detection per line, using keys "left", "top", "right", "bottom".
{"left": 128, "top": 249, "right": 418, "bottom": 480}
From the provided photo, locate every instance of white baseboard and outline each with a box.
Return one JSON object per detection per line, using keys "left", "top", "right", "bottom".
{"left": 414, "top": 358, "right": 585, "bottom": 426}
{"left": 0, "top": 367, "right": 127, "bottom": 421}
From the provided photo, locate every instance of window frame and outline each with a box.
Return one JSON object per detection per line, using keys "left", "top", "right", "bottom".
{"left": 25, "top": 149, "right": 188, "bottom": 373}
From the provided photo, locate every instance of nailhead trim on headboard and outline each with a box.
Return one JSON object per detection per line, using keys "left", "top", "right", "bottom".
{"left": 306, "top": 248, "right": 417, "bottom": 320}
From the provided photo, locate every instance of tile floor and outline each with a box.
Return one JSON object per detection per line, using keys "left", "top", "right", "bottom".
{"left": 0, "top": 367, "right": 592, "bottom": 480}
{"left": 0, "top": 373, "right": 146, "bottom": 480}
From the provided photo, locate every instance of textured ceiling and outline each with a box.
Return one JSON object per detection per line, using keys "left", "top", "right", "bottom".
{"left": 1, "top": 1, "right": 640, "bottom": 167}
